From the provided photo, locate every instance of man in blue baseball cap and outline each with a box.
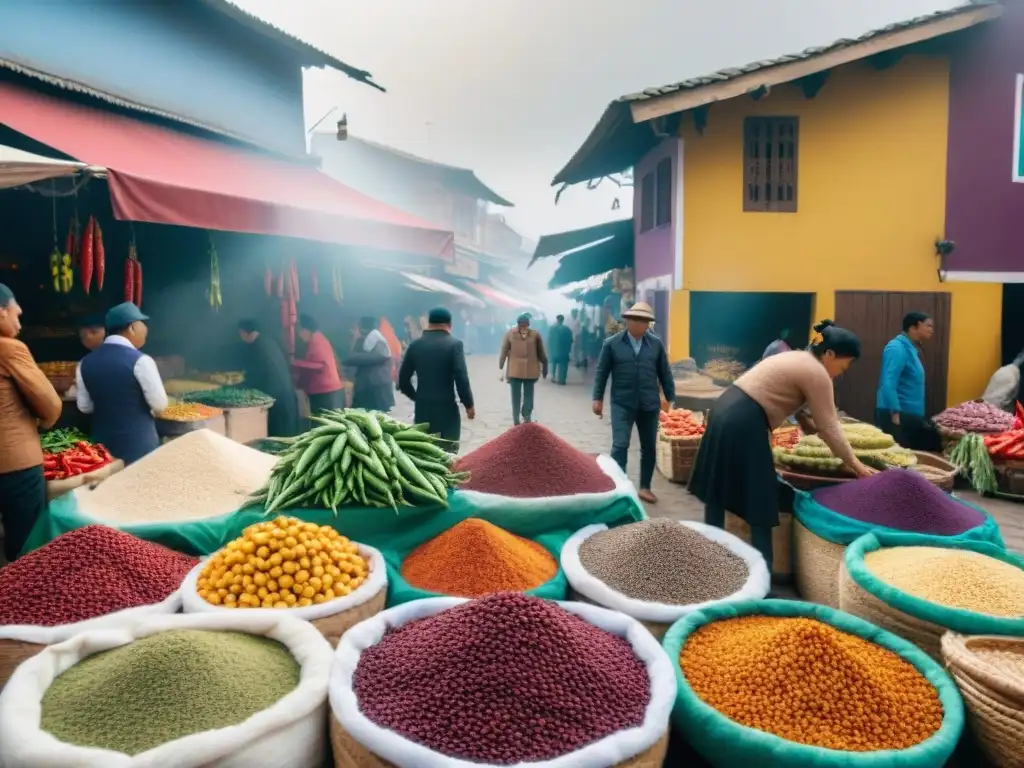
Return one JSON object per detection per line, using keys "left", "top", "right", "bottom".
{"left": 75, "top": 302, "right": 169, "bottom": 464}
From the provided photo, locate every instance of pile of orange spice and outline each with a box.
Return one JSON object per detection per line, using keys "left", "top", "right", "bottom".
{"left": 400, "top": 518, "right": 557, "bottom": 598}
{"left": 680, "top": 616, "right": 943, "bottom": 752}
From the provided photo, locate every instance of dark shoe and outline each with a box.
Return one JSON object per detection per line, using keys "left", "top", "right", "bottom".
{"left": 638, "top": 489, "right": 658, "bottom": 504}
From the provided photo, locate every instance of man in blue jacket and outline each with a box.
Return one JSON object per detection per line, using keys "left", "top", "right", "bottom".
{"left": 876, "top": 311, "right": 940, "bottom": 451}
{"left": 592, "top": 302, "right": 675, "bottom": 504}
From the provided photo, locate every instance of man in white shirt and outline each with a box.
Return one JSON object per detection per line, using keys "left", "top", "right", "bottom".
{"left": 76, "top": 303, "right": 168, "bottom": 465}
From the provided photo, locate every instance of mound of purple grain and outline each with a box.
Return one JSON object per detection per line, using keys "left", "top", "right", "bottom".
{"left": 812, "top": 469, "right": 985, "bottom": 535}
{"left": 352, "top": 592, "right": 650, "bottom": 763}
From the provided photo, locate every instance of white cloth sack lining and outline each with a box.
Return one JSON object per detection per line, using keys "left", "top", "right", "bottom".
{"left": 180, "top": 543, "right": 387, "bottom": 620}
{"left": 0, "top": 588, "right": 182, "bottom": 645}
{"left": 456, "top": 454, "right": 643, "bottom": 514}
{"left": 329, "top": 596, "right": 675, "bottom": 768}
{"left": 0, "top": 612, "right": 333, "bottom": 768}
{"left": 561, "top": 521, "right": 771, "bottom": 624}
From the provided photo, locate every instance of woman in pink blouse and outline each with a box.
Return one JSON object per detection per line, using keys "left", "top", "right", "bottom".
{"left": 292, "top": 314, "right": 344, "bottom": 414}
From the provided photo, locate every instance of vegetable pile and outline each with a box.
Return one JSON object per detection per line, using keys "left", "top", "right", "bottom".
{"left": 983, "top": 429, "right": 1024, "bottom": 461}
{"left": 0, "top": 526, "right": 196, "bottom": 627}
{"left": 933, "top": 400, "right": 1014, "bottom": 436}
{"left": 400, "top": 518, "right": 557, "bottom": 598}
{"left": 770, "top": 425, "right": 802, "bottom": 449}
{"left": 353, "top": 593, "right": 650, "bottom": 763}
{"left": 702, "top": 358, "right": 745, "bottom": 382}
{"left": 40, "top": 428, "right": 88, "bottom": 454}
{"left": 40, "top": 630, "right": 299, "bottom": 756}
{"left": 680, "top": 616, "right": 943, "bottom": 751}
{"left": 196, "top": 516, "right": 368, "bottom": 609}
{"left": 864, "top": 546, "right": 1024, "bottom": 617}
{"left": 812, "top": 469, "right": 985, "bottom": 535}
{"left": 158, "top": 402, "right": 223, "bottom": 422}
{"left": 255, "top": 409, "right": 466, "bottom": 514}
{"left": 37, "top": 361, "right": 76, "bottom": 379}
{"left": 579, "top": 519, "right": 749, "bottom": 605}
{"left": 456, "top": 423, "right": 615, "bottom": 497}
{"left": 659, "top": 408, "right": 705, "bottom": 439}
{"left": 774, "top": 422, "right": 916, "bottom": 474}
{"left": 177, "top": 386, "right": 274, "bottom": 408}
{"left": 949, "top": 433, "right": 998, "bottom": 494}
{"left": 43, "top": 441, "right": 114, "bottom": 481}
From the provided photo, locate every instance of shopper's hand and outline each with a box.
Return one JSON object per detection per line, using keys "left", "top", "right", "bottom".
{"left": 891, "top": 412, "right": 901, "bottom": 426}
{"left": 592, "top": 400, "right": 603, "bottom": 418}
{"left": 851, "top": 460, "right": 878, "bottom": 479}
{"left": 466, "top": 406, "right": 476, "bottom": 420}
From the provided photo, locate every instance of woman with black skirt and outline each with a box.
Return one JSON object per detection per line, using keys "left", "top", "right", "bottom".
{"left": 688, "top": 320, "right": 875, "bottom": 569}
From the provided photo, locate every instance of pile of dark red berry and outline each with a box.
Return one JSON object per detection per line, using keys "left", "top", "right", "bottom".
{"left": 0, "top": 526, "right": 196, "bottom": 626}
{"left": 353, "top": 592, "right": 650, "bottom": 763}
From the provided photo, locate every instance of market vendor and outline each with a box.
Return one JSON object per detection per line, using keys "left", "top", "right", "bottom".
{"left": 77, "top": 313, "right": 106, "bottom": 352}
{"left": 982, "top": 350, "right": 1024, "bottom": 412}
{"left": 875, "top": 311, "right": 941, "bottom": 452}
{"left": 76, "top": 302, "right": 168, "bottom": 466}
{"left": 688, "top": 321, "right": 876, "bottom": 568}
{"left": 346, "top": 316, "right": 395, "bottom": 412}
{"left": 292, "top": 313, "right": 344, "bottom": 414}
{"left": 237, "top": 319, "right": 301, "bottom": 437}
{"left": 0, "top": 283, "right": 62, "bottom": 561}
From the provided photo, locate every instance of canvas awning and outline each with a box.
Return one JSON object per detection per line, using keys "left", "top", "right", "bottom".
{"left": 463, "top": 280, "right": 526, "bottom": 309}
{"left": 0, "top": 82, "right": 454, "bottom": 258}
{"left": 0, "top": 145, "right": 93, "bottom": 188}
{"left": 398, "top": 271, "right": 484, "bottom": 307}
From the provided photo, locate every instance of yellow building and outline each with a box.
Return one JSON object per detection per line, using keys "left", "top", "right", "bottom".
{"left": 552, "top": 2, "right": 1003, "bottom": 419}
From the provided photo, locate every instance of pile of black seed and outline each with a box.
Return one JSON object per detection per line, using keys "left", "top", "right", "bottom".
{"left": 578, "top": 519, "right": 749, "bottom": 605}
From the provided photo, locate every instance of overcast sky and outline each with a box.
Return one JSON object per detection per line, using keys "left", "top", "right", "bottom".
{"left": 237, "top": 0, "right": 960, "bottom": 242}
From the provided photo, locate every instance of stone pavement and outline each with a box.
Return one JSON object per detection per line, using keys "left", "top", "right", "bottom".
{"left": 393, "top": 354, "right": 1024, "bottom": 553}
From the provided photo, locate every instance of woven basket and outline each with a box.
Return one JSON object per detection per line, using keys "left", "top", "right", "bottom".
{"left": 837, "top": 560, "right": 946, "bottom": 661}
{"left": 0, "top": 638, "right": 44, "bottom": 689}
{"left": 941, "top": 634, "right": 1024, "bottom": 768}
{"left": 993, "top": 459, "right": 1024, "bottom": 496}
{"left": 725, "top": 511, "right": 794, "bottom": 584}
{"left": 311, "top": 588, "right": 387, "bottom": 647}
{"left": 911, "top": 452, "right": 957, "bottom": 492}
{"left": 329, "top": 716, "right": 670, "bottom": 768}
{"left": 793, "top": 520, "right": 845, "bottom": 608}
{"left": 568, "top": 587, "right": 672, "bottom": 640}
{"left": 655, "top": 434, "right": 700, "bottom": 484}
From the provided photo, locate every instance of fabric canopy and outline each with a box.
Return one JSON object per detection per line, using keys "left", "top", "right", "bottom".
{"left": 0, "top": 145, "right": 91, "bottom": 188}
{"left": 0, "top": 82, "right": 454, "bottom": 258}
{"left": 464, "top": 280, "right": 527, "bottom": 309}
{"left": 398, "top": 271, "right": 484, "bottom": 307}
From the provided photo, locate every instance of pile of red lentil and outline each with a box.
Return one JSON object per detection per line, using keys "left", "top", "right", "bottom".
{"left": 353, "top": 593, "right": 650, "bottom": 763}
{"left": 0, "top": 526, "right": 196, "bottom": 626}
{"left": 456, "top": 423, "right": 615, "bottom": 497}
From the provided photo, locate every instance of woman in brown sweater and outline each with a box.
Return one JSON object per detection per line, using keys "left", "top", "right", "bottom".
{"left": 688, "top": 320, "right": 875, "bottom": 570}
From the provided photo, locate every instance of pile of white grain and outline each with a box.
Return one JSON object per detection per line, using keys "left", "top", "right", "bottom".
{"left": 74, "top": 429, "right": 276, "bottom": 523}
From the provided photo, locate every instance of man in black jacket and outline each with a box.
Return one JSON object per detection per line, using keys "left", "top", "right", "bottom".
{"left": 237, "top": 319, "right": 301, "bottom": 437}
{"left": 592, "top": 302, "right": 675, "bottom": 504}
{"left": 398, "top": 307, "right": 475, "bottom": 452}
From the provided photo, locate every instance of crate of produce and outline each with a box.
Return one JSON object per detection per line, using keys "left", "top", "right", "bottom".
{"left": 0, "top": 612, "right": 333, "bottom": 768}
{"left": 175, "top": 387, "right": 276, "bottom": 445}
{"left": 37, "top": 361, "right": 77, "bottom": 397}
{"left": 156, "top": 403, "right": 225, "bottom": 438}
{"left": 656, "top": 408, "right": 703, "bottom": 483}
{"left": 328, "top": 594, "right": 674, "bottom": 768}
{"left": 662, "top": 599, "right": 964, "bottom": 768}
{"left": 941, "top": 633, "right": 1024, "bottom": 768}
{"left": 840, "top": 531, "right": 1024, "bottom": 662}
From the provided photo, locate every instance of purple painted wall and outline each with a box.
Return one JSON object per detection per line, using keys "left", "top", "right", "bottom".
{"left": 946, "top": 2, "right": 1024, "bottom": 277}
{"left": 633, "top": 138, "right": 679, "bottom": 282}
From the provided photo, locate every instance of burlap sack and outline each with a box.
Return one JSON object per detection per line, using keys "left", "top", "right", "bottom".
{"left": 793, "top": 520, "right": 844, "bottom": 607}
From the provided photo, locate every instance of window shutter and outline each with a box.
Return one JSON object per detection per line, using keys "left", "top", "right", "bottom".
{"left": 743, "top": 116, "right": 798, "bottom": 212}
{"left": 655, "top": 157, "right": 672, "bottom": 226}
{"left": 640, "top": 171, "right": 655, "bottom": 232}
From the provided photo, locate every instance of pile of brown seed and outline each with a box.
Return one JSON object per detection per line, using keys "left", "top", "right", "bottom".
{"left": 578, "top": 519, "right": 749, "bottom": 605}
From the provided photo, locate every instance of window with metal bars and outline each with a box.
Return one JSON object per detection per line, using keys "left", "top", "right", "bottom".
{"left": 743, "top": 117, "right": 799, "bottom": 212}
{"left": 639, "top": 170, "right": 656, "bottom": 232}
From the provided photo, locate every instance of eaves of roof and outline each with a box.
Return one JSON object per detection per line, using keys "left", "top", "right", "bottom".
{"left": 552, "top": 0, "right": 1002, "bottom": 186}
{"left": 198, "top": 0, "right": 384, "bottom": 91}
{"left": 531, "top": 218, "right": 633, "bottom": 265}
{"left": 548, "top": 235, "right": 633, "bottom": 289}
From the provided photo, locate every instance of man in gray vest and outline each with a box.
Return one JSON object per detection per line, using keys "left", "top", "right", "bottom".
{"left": 592, "top": 302, "right": 675, "bottom": 504}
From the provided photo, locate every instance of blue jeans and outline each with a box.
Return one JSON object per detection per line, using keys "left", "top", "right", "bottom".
{"left": 610, "top": 405, "right": 659, "bottom": 490}
{"left": 551, "top": 358, "right": 569, "bottom": 384}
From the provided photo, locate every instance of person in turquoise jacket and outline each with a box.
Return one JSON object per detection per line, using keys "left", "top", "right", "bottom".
{"left": 875, "top": 311, "right": 940, "bottom": 451}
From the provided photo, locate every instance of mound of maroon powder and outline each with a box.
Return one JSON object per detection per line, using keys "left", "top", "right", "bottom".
{"left": 353, "top": 592, "right": 650, "bottom": 763}
{"left": 456, "top": 423, "right": 616, "bottom": 497}
{"left": 812, "top": 469, "right": 986, "bottom": 535}
{"left": 0, "top": 526, "right": 197, "bottom": 627}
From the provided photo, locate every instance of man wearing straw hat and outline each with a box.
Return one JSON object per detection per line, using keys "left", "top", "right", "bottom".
{"left": 592, "top": 301, "right": 675, "bottom": 504}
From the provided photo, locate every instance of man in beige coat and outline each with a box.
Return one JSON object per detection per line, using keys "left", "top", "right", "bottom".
{"left": 499, "top": 314, "right": 548, "bottom": 425}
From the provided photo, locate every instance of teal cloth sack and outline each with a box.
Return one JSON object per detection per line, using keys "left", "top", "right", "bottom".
{"left": 793, "top": 487, "right": 1004, "bottom": 548}
{"left": 843, "top": 531, "right": 1024, "bottom": 637}
{"left": 662, "top": 599, "right": 965, "bottom": 768}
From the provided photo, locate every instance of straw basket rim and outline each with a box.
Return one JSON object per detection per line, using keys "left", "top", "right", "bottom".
{"left": 941, "top": 633, "right": 1024, "bottom": 705}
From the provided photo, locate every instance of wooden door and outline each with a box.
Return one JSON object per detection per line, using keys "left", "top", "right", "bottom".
{"left": 833, "top": 291, "right": 951, "bottom": 422}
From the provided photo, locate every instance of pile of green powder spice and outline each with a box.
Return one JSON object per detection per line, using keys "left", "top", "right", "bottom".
{"left": 40, "top": 629, "right": 300, "bottom": 755}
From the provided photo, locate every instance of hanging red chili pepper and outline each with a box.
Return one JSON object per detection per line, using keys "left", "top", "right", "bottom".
{"left": 264, "top": 266, "right": 273, "bottom": 297}
{"left": 133, "top": 258, "right": 143, "bottom": 308}
{"left": 64, "top": 218, "right": 75, "bottom": 260}
{"left": 80, "top": 217, "right": 95, "bottom": 294}
{"left": 124, "top": 246, "right": 135, "bottom": 304}
{"left": 276, "top": 269, "right": 285, "bottom": 298}
{"left": 311, "top": 265, "right": 319, "bottom": 295}
{"left": 93, "top": 220, "right": 105, "bottom": 292}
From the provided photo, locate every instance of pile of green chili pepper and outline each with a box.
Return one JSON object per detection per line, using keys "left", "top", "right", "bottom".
{"left": 177, "top": 387, "right": 274, "bottom": 408}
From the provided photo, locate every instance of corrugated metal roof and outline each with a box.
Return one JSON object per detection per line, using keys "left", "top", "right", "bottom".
{"left": 198, "top": 0, "right": 383, "bottom": 91}
{"left": 553, "top": 0, "right": 1000, "bottom": 186}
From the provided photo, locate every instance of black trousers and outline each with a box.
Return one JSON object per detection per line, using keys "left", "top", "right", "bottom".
{"left": 875, "top": 409, "right": 943, "bottom": 453}
{"left": 0, "top": 464, "right": 46, "bottom": 561}
{"left": 610, "top": 405, "right": 659, "bottom": 490}
{"left": 308, "top": 390, "right": 345, "bottom": 415}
